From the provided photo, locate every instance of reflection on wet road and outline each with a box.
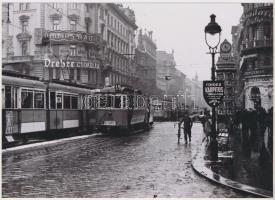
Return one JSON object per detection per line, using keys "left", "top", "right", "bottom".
{"left": 2, "top": 122, "right": 253, "bottom": 198}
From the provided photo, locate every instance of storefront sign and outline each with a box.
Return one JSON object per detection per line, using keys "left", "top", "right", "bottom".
{"left": 203, "top": 81, "right": 224, "bottom": 107}
{"left": 244, "top": 68, "right": 272, "bottom": 77}
{"left": 45, "top": 30, "right": 102, "bottom": 44}
{"left": 44, "top": 58, "right": 100, "bottom": 69}
{"left": 247, "top": 77, "right": 272, "bottom": 83}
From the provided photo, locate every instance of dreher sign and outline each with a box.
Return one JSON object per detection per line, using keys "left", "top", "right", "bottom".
{"left": 203, "top": 80, "right": 224, "bottom": 107}
{"left": 44, "top": 58, "right": 100, "bottom": 69}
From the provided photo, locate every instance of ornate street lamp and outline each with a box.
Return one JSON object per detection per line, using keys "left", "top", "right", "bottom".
{"left": 204, "top": 14, "right": 222, "bottom": 161}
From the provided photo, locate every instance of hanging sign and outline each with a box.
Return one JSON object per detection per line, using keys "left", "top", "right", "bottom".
{"left": 203, "top": 81, "right": 224, "bottom": 107}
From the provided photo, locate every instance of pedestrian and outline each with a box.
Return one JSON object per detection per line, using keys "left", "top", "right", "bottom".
{"left": 183, "top": 114, "right": 193, "bottom": 143}
{"left": 177, "top": 117, "right": 184, "bottom": 143}
{"left": 202, "top": 117, "right": 211, "bottom": 143}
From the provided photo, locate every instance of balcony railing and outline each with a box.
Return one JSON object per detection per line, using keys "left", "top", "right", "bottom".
{"left": 3, "top": 55, "right": 34, "bottom": 63}
{"left": 241, "top": 38, "right": 273, "bottom": 51}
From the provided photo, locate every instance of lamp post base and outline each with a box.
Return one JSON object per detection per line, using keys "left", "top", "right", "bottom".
{"left": 208, "top": 138, "right": 218, "bottom": 161}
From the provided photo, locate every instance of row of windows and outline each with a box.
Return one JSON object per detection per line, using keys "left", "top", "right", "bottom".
{"left": 52, "top": 19, "right": 77, "bottom": 31}
{"left": 107, "top": 30, "right": 129, "bottom": 53}
{"left": 2, "top": 86, "right": 45, "bottom": 109}
{"left": 48, "top": 68, "right": 99, "bottom": 83}
{"left": 97, "top": 95, "right": 145, "bottom": 109}
{"left": 19, "top": 3, "right": 30, "bottom": 11}
{"left": 107, "top": 13, "right": 127, "bottom": 37}
{"left": 51, "top": 3, "right": 78, "bottom": 10}
{"left": 50, "top": 92, "right": 78, "bottom": 109}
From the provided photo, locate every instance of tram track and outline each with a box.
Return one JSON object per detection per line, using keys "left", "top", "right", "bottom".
{"left": 2, "top": 122, "right": 165, "bottom": 168}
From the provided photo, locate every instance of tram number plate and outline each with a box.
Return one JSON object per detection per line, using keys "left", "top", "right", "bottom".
{"left": 104, "top": 121, "right": 116, "bottom": 126}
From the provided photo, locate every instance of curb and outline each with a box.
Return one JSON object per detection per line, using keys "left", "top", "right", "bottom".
{"left": 191, "top": 143, "right": 273, "bottom": 198}
{"left": 2, "top": 133, "right": 101, "bottom": 154}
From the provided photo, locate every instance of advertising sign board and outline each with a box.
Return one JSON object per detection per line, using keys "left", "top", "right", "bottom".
{"left": 203, "top": 80, "right": 224, "bottom": 107}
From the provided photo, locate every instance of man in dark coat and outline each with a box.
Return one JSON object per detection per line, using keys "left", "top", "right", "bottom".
{"left": 183, "top": 114, "right": 193, "bottom": 143}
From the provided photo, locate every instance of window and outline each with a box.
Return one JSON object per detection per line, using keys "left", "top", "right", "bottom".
{"left": 52, "top": 3, "right": 58, "bottom": 9}
{"left": 111, "top": 16, "right": 113, "bottom": 27}
{"left": 86, "top": 22, "right": 90, "bottom": 33}
{"left": 64, "top": 95, "right": 71, "bottom": 109}
{"left": 4, "top": 86, "right": 12, "bottom": 108}
{"left": 21, "top": 41, "right": 28, "bottom": 56}
{"left": 71, "top": 3, "right": 77, "bottom": 9}
{"left": 53, "top": 19, "right": 59, "bottom": 30}
{"left": 19, "top": 3, "right": 24, "bottom": 10}
{"left": 56, "top": 93, "right": 62, "bottom": 109}
{"left": 70, "top": 20, "right": 76, "bottom": 31}
{"left": 21, "top": 89, "right": 33, "bottom": 108}
{"left": 114, "top": 96, "right": 121, "bottom": 108}
{"left": 69, "top": 68, "right": 74, "bottom": 80}
{"left": 100, "top": 7, "right": 104, "bottom": 19}
{"left": 34, "top": 91, "right": 44, "bottom": 108}
{"left": 50, "top": 92, "right": 56, "bottom": 109}
{"left": 72, "top": 96, "right": 78, "bottom": 109}
{"left": 77, "top": 68, "right": 81, "bottom": 81}
{"left": 70, "top": 45, "right": 76, "bottom": 56}
{"left": 22, "top": 21, "right": 28, "bottom": 33}
{"left": 56, "top": 68, "right": 60, "bottom": 79}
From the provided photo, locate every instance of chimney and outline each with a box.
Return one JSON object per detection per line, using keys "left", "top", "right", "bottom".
{"left": 149, "top": 31, "right": 153, "bottom": 39}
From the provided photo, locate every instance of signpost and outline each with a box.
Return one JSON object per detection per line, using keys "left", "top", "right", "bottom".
{"left": 203, "top": 80, "right": 224, "bottom": 107}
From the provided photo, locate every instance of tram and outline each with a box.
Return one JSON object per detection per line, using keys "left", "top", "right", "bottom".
{"left": 95, "top": 84, "right": 153, "bottom": 133}
{"left": 2, "top": 70, "right": 97, "bottom": 145}
{"left": 152, "top": 98, "right": 173, "bottom": 121}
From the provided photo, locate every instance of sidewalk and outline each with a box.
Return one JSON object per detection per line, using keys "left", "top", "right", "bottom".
{"left": 192, "top": 127, "right": 273, "bottom": 198}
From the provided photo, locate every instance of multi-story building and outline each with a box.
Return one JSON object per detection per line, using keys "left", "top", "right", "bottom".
{"left": 156, "top": 50, "right": 176, "bottom": 95}
{"left": 101, "top": 3, "right": 138, "bottom": 87}
{"left": 216, "top": 39, "right": 237, "bottom": 116}
{"left": 2, "top": 3, "right": 138, "bottom": 89}
{"left": 236, "top": 3, "right": 273, "bottom": 111}
{"left": 135, "top": 29, "right": 158, "bottom": 95}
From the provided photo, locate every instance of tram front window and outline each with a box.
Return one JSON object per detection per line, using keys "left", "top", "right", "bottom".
{"left": 114, "top": 96, "right": 121, "bottom": 108}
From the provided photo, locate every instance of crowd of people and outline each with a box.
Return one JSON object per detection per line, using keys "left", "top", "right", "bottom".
{"left": 233, "top": 106, "right": 273, "bottom": 161}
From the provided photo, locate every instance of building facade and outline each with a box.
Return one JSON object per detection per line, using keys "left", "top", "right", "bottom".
{"left": 237, "top": 3, "right": 273, "bottom": 111}
{"left": 216, "top": 39, "right": 237, "bottom": 116}
{"left": 2, "top": 3, "right": 138, "bottom": 89}
{"left": 135, "top": 29, "right": 158, "bottom": 95}
{"left": 156, "top": 50, "right": 176, "bottom": 95}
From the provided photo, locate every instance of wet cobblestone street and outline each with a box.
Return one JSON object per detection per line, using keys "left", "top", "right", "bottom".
{"left": 2, "top": 122, "right": 254, "bottom": 198}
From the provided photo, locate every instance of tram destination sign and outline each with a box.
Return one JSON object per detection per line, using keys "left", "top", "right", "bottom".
{"left": 203, "top": 80, "right": 224, "bottom": 107}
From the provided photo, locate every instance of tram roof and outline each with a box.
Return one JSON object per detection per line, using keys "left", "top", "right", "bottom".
{"left": 48, "top": 82, "right": 94, "bottom": 95}
{"left": 2, "top": 75, "right": 46, "bottom": 89}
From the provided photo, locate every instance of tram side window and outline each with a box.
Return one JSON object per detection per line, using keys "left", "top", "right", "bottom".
{"left": 56, "top": 93, "right": 62, "bottom": 109}
{"left": 5, "top": 86, "right": 12, "bottom": 108}
{"left": 50, "top": 92, "right": 56, "bottom": 109}
{"left": 99, "top": 95, "right": 107, "bottom": 108}
{"left": 34, "top": 91, "right": 45, "bottom": 108}
{"left": 64, "top": 95, "right": 71, "bottom": 109}
{"left": 21, "top": 89, "right": 33, "bottom": 108}
{"left": 72, "top": 96, "right": 78, "bottom": 109}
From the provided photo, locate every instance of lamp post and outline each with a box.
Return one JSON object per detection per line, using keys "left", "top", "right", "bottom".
{"left": 204, "top": 14, "right": 222, "bottom": 161}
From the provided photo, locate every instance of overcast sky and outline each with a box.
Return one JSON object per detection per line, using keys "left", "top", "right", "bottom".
{"left": 124, "top": 3, "right": 243, "bottom": 81}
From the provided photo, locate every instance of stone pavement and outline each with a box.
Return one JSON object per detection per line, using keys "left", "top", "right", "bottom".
{"left": 192, "top": 126, "right": 273, "bottom": 198}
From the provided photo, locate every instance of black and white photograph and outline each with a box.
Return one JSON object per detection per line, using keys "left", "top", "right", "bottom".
{"left": 1, "top": 1, "right": 273, "bottom": 198}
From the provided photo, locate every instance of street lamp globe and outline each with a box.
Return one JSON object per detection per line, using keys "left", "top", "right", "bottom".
{"left": 204, "top": 14, "right": 222, "bottom": 49}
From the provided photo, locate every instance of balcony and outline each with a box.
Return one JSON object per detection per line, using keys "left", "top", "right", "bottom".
{"left": 240, "top": 38, "right": 273, "bottom": 55}
{"left": 3, "top": 55, "right": 34, "bottom": 63}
